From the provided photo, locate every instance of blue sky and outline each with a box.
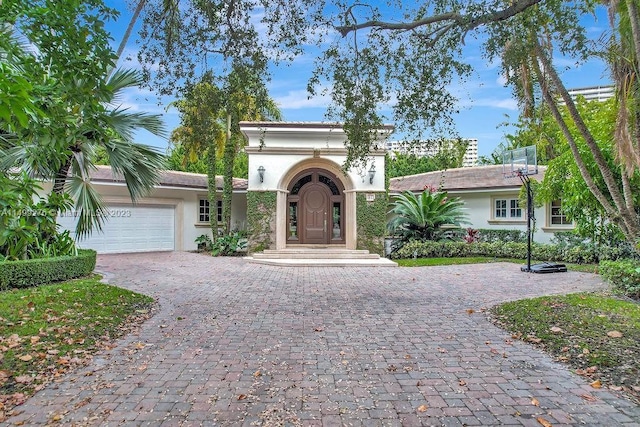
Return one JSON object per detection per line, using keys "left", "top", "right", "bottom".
{"left": 105, "top": 2, "right": 612, "bottom": 159}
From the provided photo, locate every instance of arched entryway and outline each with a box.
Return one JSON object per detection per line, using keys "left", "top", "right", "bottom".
{"left": 287, "top": 169, "right": 345, "bottom": 245}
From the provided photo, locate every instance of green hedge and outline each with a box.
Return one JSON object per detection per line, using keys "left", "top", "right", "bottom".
{"left": 600, "top": 259, "right": 640, "bottom": 300}
{"left": 390, "top": 240, "right": 636, "bottom": 264}
{"left": 0, "top": 249, "right": 96, "bottom": 290}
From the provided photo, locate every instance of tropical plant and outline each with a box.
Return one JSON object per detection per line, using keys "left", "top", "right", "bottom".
{"left": 387, "top": 189, "right": 469, "bottom": 247}
{"left": 0, "top": 172, "right": 75, "bottom": 261}
{"left": 0, "top": 2, "right": 167, "bottom": 239}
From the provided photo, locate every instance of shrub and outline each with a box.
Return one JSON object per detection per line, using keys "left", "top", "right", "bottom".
{"left": 476, "top": 229, "right": 526, "bottom": 243}
{"left": 600, "top": 259, "right": 640, "bottom": 300}
{"left": 211, "top": 232, "right": 248, "bottom": 256}
{"left": 0, "top": 249, "right": 96, "bottom": 290}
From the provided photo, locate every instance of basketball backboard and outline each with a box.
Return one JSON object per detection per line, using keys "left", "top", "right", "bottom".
{"left": 503, "top": 146, "right": 538, "bottom": 178}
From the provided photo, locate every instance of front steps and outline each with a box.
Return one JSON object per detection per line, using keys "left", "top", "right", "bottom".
{"left": 245, "top": 247, "right": 397, "bottom": 267}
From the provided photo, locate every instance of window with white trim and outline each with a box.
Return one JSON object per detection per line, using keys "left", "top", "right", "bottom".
{"left": 550, "top": 199, "right": 571, "bottom": 225}
{"left": 198, "top": 198, "right": 222, "bottom": 223}
{"left": 494, "top": 198, "right": 522, "bottom": 220}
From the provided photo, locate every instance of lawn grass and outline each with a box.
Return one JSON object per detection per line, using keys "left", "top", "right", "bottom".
{"left": 490, "top": 292, "right": 640, "bottom": 404}
{"left": 396, "top": 256, "right": 598, "bottom": 273}
{"left": 0, "top": 276, "right": 154, "bottom": 418}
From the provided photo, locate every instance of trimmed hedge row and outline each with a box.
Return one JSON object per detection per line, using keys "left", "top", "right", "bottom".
{"left": 600, "top": 260, "right": 640, "bottom": 300}
{"left": 391, "top": 240, "right": 635, "bottom": 264}
{"left": 0, "top": 249, "right": 97, "bottom": 290}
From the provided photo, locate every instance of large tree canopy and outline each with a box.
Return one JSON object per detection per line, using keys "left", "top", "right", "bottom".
{"left": 137, "top": 0, "right": 639, "bottom": 246}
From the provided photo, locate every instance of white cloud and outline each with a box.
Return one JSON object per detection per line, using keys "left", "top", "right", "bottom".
{"left": 274, "top": 88, "right": 330, "bottom": 109}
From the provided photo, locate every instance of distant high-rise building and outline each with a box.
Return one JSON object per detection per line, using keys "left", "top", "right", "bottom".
{"left": 385, "top": 138, "right": 478, "bottom": 167}
{"left": 566, "top": 85, "right": 614, "bottom": 103}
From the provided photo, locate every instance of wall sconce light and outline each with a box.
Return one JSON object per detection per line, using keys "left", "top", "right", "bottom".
{"left": 258, "top": 165, "right": 265, "bottom": 183}
{"left": 368, "top": 164, "right": 376, "bottom": 184}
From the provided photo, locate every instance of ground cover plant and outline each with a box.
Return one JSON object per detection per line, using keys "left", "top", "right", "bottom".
{"left": 0, "top": 276, "right": 154, "bottom": 421}
{"left": 490, "top": 292, "right": 640, "bottom": 404}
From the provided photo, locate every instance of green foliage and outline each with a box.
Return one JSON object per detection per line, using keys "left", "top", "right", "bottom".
{"left": 246, "top": 191, "right": 277, "bottom": 253}
{"left": 0, "top": 250, "right": 96, "bottom": 290}
{"left": 166, "top": 143, "right": 249, "bottom": 178}
{"left": 390, "top": 239, "right": 635, "bottom": 264}
{"left": 388, "top": 190, "right": 468, "bottom": 247}
{"left": 600, "top": 260, "right": 640, "bottom": 300}
{"left": 386, "top": 139, "right": 468, "bottom": 178}
{"left": 194, "top": 234, "right": 213, "bottom": 251}
{"left": 210, "top": 231, "right": 248, "bottom": 257}
{"left": 476, "top": 229, "right": 527, "bottom": 243}
{"left": 0, "top": 172, "right": 76, "bottom": 260}
{"left": 1, "top": 3, "right": 166, "bottom": 239}
{"left": 356, "top": 192, "right": 387, "bottom": 255}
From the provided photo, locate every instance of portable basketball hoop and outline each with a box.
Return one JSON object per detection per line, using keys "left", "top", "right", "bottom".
{"left": 503, "top": 146, "right": 566, "bottom": 273}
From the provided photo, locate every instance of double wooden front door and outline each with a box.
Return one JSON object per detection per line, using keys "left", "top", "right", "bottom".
{"left": 288, "top": 170, "right": 344, "bottom": 245}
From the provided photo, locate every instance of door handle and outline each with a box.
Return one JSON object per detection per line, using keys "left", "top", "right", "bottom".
{"left": 324, "top": 219, "right": 327, "bottom": 233}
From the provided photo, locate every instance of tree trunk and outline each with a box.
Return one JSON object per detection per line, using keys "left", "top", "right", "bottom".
{"left": 52, "top": 155, "right": 72, "bottom": 196}
{"left": 207, "top": 136, "right": 217, "bottom": 235}
{"left": 222, "top": 113, "right": 234, "bottom": 235}
{"left": 108, "top": 0, "right": 147, "bottom": 79}
{"left": 534, "top": 39, "right": 640, "bottom": 246}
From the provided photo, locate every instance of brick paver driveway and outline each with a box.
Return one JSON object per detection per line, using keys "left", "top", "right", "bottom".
{"left": 10, "top": 252, "right": 640, "bottom": 426}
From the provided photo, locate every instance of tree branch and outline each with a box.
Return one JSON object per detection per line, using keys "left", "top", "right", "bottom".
{"left": 336, "top": 0, "right": 543, "bottom": 37}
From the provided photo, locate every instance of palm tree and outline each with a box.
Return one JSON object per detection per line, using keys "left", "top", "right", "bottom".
{"left": 388, "top": 190, "right": 468, "bottom": 246}
{"left": 2, "top": 68, "right": 166, "bottom": 238}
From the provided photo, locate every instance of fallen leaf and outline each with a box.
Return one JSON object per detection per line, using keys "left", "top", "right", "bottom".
{"left": 14, "top": 375, "right": 33, "bottom": 384}
{"left": 536, "top": 417, "right": 553, "bottom": 427}
{"left": 466, "top": 309, "right": 475, "bottom": 314}
{"left": 606, "top": 331, "right": 623, "bottom": 338}
{"left": 253, "top": 371, "right": 261, "bottom": 377}
{"left": 436, "top": 347, "right": 447, "bottom": 353}
{"left": 590, "top": 380, "right": 602, "bottom": 389}
{"left": 18, "top": 354, "right": 32, "bottom": 362}
{"left": 404, "top": 354, "right": 411, "bottom": 359}
{"left": 458, "top": 379, "right": 467, "bottom": 386}
{"left": 313, "top": 327, "right": 324, "bottom": 332}
{"left": 609, "top": 385, "right": 623, "bottom": 391}
{"left": 580, "top": 394, "right": 597, "bottom": 402}
{"left": 417, "top": 404, "right": 428, "bottom": 412}
{"left": 237, "top": 394, "right": 247, "bottom": 400}
{"left": 531, "top": 397, "right": 540, "bottom": 406}
{"left": 550, "top": 326, "right": 563, "bottom": 334}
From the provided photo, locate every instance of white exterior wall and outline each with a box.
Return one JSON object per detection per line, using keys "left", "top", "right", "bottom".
{"left": 48, "top": 181, "right": 247, "bottom": 252}
{"left": 243, "top": 124, "right": 387, "bottom": 192}
{"left": 450, "top": 189, "right": 565, "bottom": 244}
{"left": 242, "top": 123, "right": 392, "bottom": 250}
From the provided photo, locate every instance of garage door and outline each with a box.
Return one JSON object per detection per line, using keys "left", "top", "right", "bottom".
{"left": 58, "top": 204, "right": 175, "bottom": 254}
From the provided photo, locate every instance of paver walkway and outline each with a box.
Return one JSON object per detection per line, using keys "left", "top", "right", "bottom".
{"left": 8, "top": 252, "right": 639, "bottom": 426}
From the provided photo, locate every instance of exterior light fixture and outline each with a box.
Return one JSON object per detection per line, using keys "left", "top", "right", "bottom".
{"left": 258, "top": 165, "right": 265, "bottom": 183}
{"left": 368, "top": 164, "right": 376, "bottom": 184}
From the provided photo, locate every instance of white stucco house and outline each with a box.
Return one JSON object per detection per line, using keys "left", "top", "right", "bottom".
{"left": 389, "top": 165, "right": 574, "bottom": 244}
{"left": 56, "top": 123, "right": 573, "bottom": 255}
{"left": 59, "top": 122, "right": 394, "bottom": 255}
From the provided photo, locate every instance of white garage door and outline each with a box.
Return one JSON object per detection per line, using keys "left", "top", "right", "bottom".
{"left": 58, "top": 204, "right": 175, "bottom": 254}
